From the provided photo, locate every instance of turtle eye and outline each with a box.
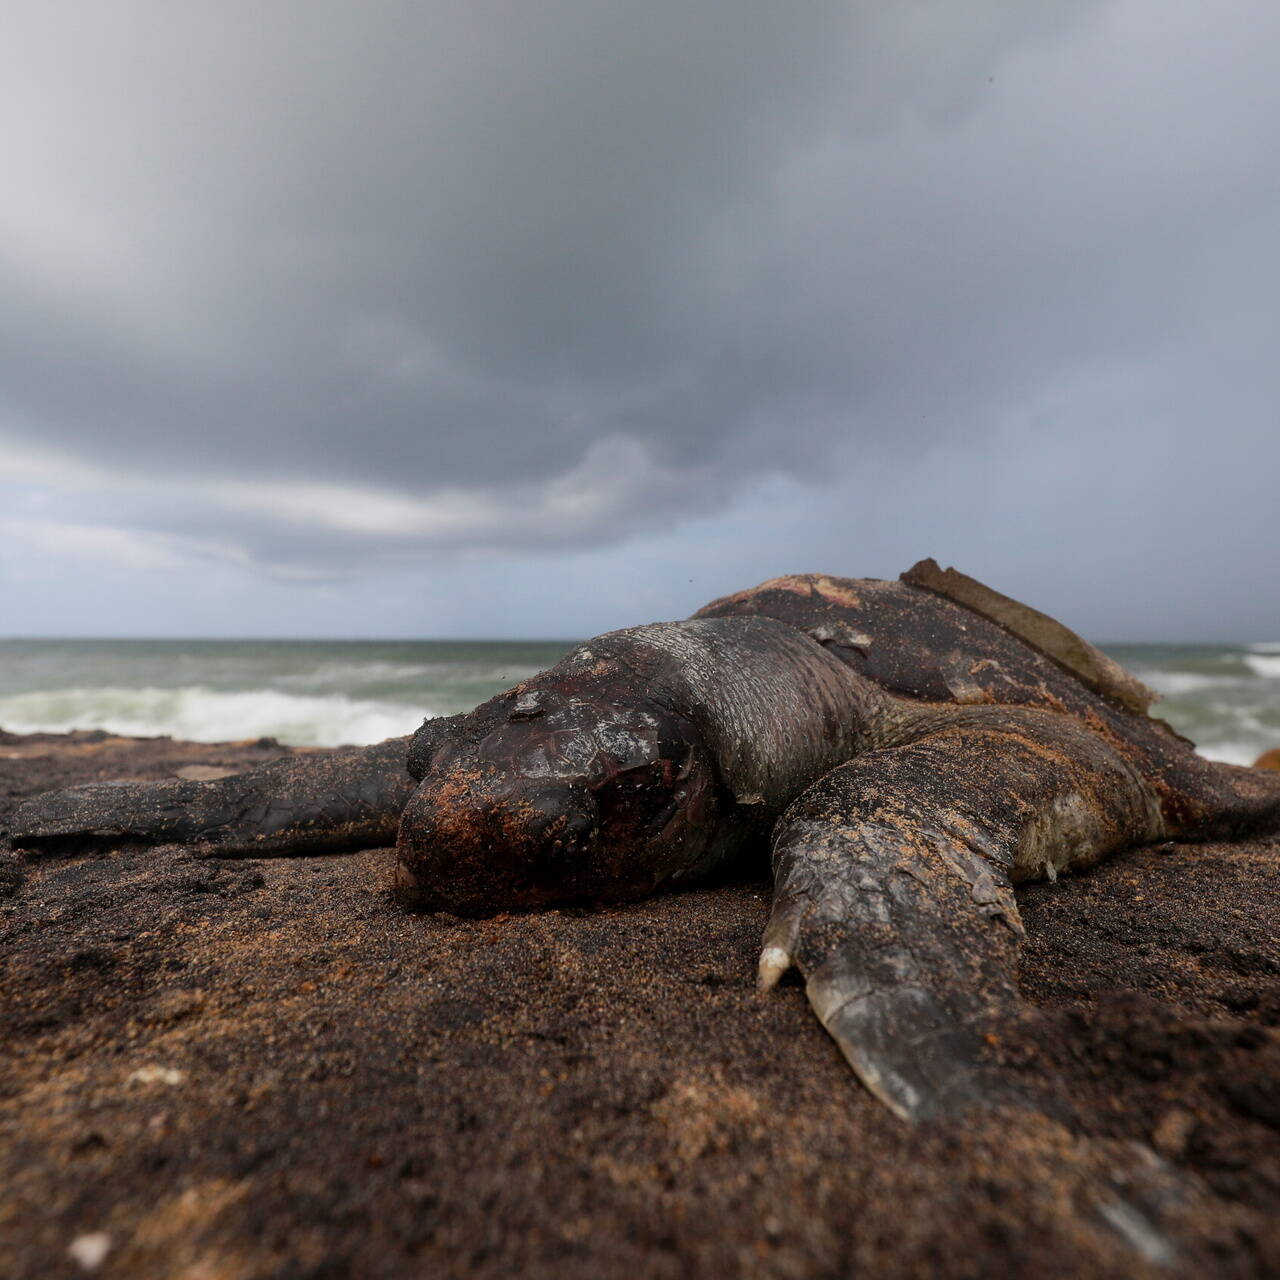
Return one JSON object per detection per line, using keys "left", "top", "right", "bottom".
{"left": 593, "top": 721, "right": 661, "bottom": 773}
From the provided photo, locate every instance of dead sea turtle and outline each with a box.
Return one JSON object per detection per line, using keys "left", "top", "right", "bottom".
{"left": 12, "top": 561, "right": 1280, "bottom": 1120}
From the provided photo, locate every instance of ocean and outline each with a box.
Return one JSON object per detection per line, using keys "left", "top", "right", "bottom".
{"left": 0, "top": 638, "right": 1277, "bottom": 768}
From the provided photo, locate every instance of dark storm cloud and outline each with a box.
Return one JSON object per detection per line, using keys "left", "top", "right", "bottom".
{"left": 2, "top": 0, "right": 1279, "bottom": 599}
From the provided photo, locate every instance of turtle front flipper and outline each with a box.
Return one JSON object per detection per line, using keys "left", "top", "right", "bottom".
{"left": 10, "top": 735, "right": 417, "bottom": 857}
{"left": 761, "top": 708, "right": 1169, "bottom": 1121}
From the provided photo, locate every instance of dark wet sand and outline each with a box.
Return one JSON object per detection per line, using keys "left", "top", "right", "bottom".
{"left": 2, "top": 731, "right": 1278, "bottom": 1278}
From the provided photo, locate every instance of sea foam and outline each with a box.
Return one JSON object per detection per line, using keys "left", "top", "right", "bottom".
{"left": 1243, "top": 653, "right": 1280, "bottom": 680}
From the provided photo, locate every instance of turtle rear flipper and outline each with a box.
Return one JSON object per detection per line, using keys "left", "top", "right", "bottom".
{"left": 10, "top": 736, "right": 415, "bottom": 857}
{"left": 761, "top": 708, "right": 1168, "bottom": 1121}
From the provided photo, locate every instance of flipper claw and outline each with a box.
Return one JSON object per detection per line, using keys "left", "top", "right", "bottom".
{"left": 757, "top": 944, "right": 793, "bottom": 992}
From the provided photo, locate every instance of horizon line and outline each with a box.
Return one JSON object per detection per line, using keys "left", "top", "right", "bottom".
{"left": 1, "top": 633, "right": 1273, "bottom": 649}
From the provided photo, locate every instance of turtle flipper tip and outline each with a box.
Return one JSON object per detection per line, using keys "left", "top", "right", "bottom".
{"left": 10, "top": 782, "right": 157, "bottom": 853}
{"left": 757, "top": 918, "right": 1008, "bottom": 1120}
{"left": 811, "top": 980, "right": 1019, "bottom": 1123}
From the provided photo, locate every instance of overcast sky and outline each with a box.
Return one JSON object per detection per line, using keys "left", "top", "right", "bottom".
{"left": 2, "top": 1, "right": 1277, "bottom": 642}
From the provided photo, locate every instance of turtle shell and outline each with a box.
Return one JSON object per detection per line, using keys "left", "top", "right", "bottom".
{"left": 692, "top": 564, "right": 1259, "bottom": 832}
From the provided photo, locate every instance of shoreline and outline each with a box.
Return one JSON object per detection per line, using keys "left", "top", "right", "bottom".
{"left": 2, "top": 731, "right": 1278, "bottom": 1276}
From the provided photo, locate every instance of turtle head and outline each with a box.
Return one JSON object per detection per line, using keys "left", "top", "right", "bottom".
{"left": 394, "top": 686, "right": 718, "bottom": 914}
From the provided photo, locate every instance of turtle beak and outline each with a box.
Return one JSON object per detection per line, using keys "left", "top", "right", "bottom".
{"left": 394, "top": 769, "right": 601, "bottom": 915}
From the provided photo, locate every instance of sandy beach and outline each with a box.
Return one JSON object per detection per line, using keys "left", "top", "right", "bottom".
{"left": 2, "top": 731, "right": 1278, "bottom": 1278}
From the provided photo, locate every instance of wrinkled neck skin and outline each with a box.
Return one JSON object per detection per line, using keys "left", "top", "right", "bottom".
{"left": 614, "top": 619, "right": 897, "bottom": 810}
{"left": 396, "top": 617, "right": 903, "bottom": 915}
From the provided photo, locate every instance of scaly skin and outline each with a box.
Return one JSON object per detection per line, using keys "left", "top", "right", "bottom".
{"left": 761, "top": 704, "right": 1171, "bottom": 1120}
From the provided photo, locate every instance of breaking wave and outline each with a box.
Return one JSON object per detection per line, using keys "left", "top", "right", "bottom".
{"left": 1244, "top": 653, "right": 1280, "bottom": 680}
{"left": 0, "top": 638, "right": 572, "bottom": 747}
{"left": 1121, "top": 643, "right": 1280, "bottom": 767}
{"left": 1134, "top": 670, "right": 1235, "bottom": 698}
{"left": 0, "top": 686, "right": 429, "bottom": 747}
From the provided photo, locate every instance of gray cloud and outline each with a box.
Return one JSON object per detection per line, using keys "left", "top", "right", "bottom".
{"left": 1, "top": 0, "right": 1278, "bottom": 635}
